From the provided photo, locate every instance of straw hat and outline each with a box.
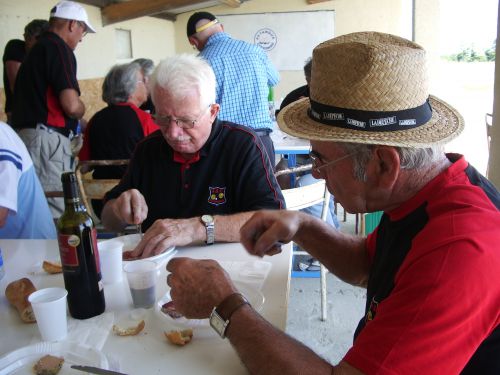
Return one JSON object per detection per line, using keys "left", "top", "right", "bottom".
{"left": 277, "top": 32, "right": 464, "bottom": 148}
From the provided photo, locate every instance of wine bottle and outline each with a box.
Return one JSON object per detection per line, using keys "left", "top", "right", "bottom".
{"left": 57, "top": 172, "right": 105, "bottom": 319}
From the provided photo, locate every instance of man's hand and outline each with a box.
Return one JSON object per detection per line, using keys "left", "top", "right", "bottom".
{"left": 166, "top": 257, "right": 237, "bottom": 319}
{"left": 130, "top": 217, "right": 204, "bottom": 259}
{"left": 111, "top": 189, "right": 148, "bottom": 225}
{"left": 240, "top": 210, "right": 301, "bottom": 257}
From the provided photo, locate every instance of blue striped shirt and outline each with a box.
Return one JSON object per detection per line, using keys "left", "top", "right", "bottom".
{"left": 200, "top": 32, "right": 280, "bottom": 130}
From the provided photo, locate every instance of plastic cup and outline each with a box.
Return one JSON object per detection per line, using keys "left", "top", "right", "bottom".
{"left": 99, "top": 241, "right": 123, "bottom": 284}
{"left": 124, "top": 260, "right": 158, "bottom": 308}
{"left": 28, "top": 287, "right": 68, "bottom": 341}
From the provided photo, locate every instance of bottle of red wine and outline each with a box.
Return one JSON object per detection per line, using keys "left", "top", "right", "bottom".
{"left": 57, "top": 172, "right": 105, "bottom": 319}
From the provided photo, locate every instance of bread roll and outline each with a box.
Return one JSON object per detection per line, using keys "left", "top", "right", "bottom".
{"left": 5, "top": 277, "right": 37, "bottom": 323}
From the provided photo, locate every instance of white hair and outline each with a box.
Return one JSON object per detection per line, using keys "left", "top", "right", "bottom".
{"left": 149, "top": 54, "right": 216, "bottom": 109}
{"left": 339, "top": 143, "right": 444, "bottom": 181}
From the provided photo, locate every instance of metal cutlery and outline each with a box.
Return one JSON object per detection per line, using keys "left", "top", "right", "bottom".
{"left": 71, "top": 365, "right": 128, "bottom": 375}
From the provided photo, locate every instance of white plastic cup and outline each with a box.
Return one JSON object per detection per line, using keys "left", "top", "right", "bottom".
{"left": 99, "top": 241, "right": 124, "bottom": 284}
{"left": 124, "top": 260, "right": 158, "bottom": 308}
{"left": 28, "top": 287, "right": 68, "bottom": 341}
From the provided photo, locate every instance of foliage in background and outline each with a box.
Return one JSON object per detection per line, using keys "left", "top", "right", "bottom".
{"left": 444, "top": 42, "right": 496, "bottom": 62}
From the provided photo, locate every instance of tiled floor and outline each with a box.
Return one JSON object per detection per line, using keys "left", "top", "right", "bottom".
{"left": 286, "top": 207, "right": 366, "bottom": 365}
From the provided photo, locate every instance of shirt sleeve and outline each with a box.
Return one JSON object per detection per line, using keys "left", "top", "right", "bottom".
{"left": 46, "top": 38, "right": 80, "bottom": 96}
{"left": 262, "top": 50, "right": 280, "bottom": 87}
{"left": 3, "top": 39, "right": 25, "bottom": 62}
{"left": 0, "top": 145, "right": 23, "bottom": 213}
{"left": 344, "top": 238, "right": 500, "bottom": 374}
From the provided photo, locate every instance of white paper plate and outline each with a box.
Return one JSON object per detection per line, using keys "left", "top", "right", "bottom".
{"left": 155, "top": 282, "right": 265, "bottom": 330}
{"left": 0, "top": 342, "right": 108, "bottom": 375}
{"left": 99, "top": 234, "right": 176, "bottom": 264}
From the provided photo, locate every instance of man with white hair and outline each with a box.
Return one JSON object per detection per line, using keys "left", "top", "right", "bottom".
{"left": 11, "top": 0, "right": 95, "bottom": 217}
{"left": 101, "top": 54, "right": 283, "bottom": 257}
{"left": 166, "top": 32, "right": 500, "bottom": 374}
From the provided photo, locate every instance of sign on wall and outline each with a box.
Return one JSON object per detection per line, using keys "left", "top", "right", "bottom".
{"left": 218, "top": 11, "right": 334, "bottom": 71}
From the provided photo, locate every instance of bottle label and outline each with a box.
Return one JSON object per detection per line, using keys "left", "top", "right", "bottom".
{"left": 58, "top": 234, "right": 80, "bottom": 267}
{"left": 58, "top": 229, "right": 100, "bottom": 273}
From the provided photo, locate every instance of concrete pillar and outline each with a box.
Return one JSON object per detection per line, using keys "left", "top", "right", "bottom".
{"left": 487, "top": 1, "right": 500, "bottom": 188}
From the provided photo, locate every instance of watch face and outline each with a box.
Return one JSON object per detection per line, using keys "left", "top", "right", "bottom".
{"left": 210, "top": 311, "right": 228, "bottom": 338}
{"left": 201, "top": 214, "right": 214, "bottom": 224}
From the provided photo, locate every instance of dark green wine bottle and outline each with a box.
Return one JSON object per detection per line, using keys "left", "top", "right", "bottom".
{"left": 57, "top": 172, "right": 105, "bottom": 319}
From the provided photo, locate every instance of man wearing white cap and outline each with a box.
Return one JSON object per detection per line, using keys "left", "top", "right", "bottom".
{"left": 12, "top": 1, "right": 95, "bottom": 217}
{"left": 166, "top": 32, "right": 500, "bottom": 374}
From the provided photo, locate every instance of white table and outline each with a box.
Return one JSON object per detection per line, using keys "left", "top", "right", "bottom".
{"left": 0, "top": 240, "right": 292, "bottom": 374}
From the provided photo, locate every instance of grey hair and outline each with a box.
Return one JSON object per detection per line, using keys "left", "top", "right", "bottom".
{"left": 338, "top": 143, "right": 444, "bottom": 181}
{"left": 133, "top": 58, "right": 154, "bottom": 77}
{"left": 102, "top": 62, "right": 142, "bottom": 105}
{"left": 149, "top": 54, "right": 216, "bottom": 109}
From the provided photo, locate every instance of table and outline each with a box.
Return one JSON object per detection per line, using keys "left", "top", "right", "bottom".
{"left": 271, "top": 127, "right": 310, "bottom": 186}
{"left": 0, "top": 240, "right": 292, "bottom": 374}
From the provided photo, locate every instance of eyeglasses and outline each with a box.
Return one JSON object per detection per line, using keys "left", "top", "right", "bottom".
{"left": 309, "top": 150, "right": 358, "bottom": 174}
{"left": 153, "top": 106, "right": 211, "bottom": 129}
{"left": 77, "top": 21, "right": 88, "bottom": 37}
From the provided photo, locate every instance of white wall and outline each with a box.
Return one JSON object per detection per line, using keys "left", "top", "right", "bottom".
{"left": 0, "top": 0, "right": 175, "bottom": 82}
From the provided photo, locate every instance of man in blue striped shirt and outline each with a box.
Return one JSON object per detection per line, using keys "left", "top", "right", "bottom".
{"left": 187, "top": 12, "right": 280, "bottom": 164}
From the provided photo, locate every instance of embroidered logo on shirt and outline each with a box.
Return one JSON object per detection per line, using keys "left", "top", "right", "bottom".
{"left": 208, "top": 187, "right": 226, "bottom": 206}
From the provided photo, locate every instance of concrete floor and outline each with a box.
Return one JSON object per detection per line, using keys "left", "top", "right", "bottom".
{"left": 285, "top": 207, "right": 366, "bottom": 365}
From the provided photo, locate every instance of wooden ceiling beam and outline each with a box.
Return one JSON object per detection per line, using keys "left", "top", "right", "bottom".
{"left": 218, "top": 0, "right": 241, "bottom": 7}
{"left": 101, "top": 0, "right": 204, "bottom": 26}
{"left": 307, "top": 0, "right": 332, "bottom": 4}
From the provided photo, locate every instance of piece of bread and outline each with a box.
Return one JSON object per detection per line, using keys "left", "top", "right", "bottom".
{"left": 5, "top": 278, "right": 36, "bottom": 323}
{"left": 165, "top": 329, "right": 193, "bottom": 346}
{"left": 33, "top": 354, "right": 64, "bottom": 375}
{"left": 42, "top": 260, "right": 62, "bottom": 274}
{"left": 112, "top": 320, "right": 145, "bottom": 336}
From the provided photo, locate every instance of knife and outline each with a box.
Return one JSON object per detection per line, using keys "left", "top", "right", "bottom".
{"left": 71, "top": 365, "right": 128, "bottom": 375}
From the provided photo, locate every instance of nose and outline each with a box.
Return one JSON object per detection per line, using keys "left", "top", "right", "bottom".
{"left": 161, "top": 120, "right": 184, "bottom": 139}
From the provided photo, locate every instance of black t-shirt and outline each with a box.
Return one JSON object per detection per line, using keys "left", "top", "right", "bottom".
{"left": 11, "top": 31, "right": 79, "bottom": 133}
{"left": 279, "top": 84, "right": 309, "bottom": 113}
{"left": 105, "top": 119, "right": 285, "bottom": 231}
{"left": 2, "top": 39, "right": 25, "bottom": 113}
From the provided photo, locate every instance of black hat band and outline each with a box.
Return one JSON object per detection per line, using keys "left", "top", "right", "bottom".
{"left": 307, "top": 98, "right": 433, "bottom": 132}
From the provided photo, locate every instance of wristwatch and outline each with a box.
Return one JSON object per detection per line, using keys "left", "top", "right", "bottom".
{"left": 209, "top": 293, "right": 250, "bottom": 339}
{"left": 201, "top": 214, "right": 215, "bottom": 245}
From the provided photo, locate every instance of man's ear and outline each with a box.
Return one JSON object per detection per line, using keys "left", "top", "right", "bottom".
{"left": 209, "top": 103, "right": 220, "bottom": 120}
{"left": 370, "top": 146, "right": 400, "bottom": 189}
{"left": 188, "top": 36, "right": 199, "bottom": 49}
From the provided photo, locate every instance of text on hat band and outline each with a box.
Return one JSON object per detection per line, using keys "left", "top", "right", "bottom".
{"left": 307, "top": 98, "right": 433, "bottom": 132}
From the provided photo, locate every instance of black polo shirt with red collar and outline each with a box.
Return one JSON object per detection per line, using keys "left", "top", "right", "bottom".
{"left": 105, "top": 119, "right": 285, "bottom": 231}
{"left": 11, "top": 31, "right": 80, "bottom": 134}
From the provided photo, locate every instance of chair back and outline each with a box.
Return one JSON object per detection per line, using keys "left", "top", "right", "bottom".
{"left": 75, "top": 159, "right": 129, "bottom": 223}
{"left": 282, "top": 179, "right": 330, "bottom": 212}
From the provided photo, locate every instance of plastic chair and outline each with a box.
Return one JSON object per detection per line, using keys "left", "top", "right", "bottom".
{"left": 280, "top": 167, "right": 331, "bottom": 321}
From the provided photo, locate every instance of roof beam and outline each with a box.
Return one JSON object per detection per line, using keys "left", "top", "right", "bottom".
{"left": 307, "top": 0, "right": 332, "bottom": 4}
{"left": 218, "top": 0, "right": 241, "bottom": 7}
{"left": 101, "top": 0, "right": 203, "bottom": 26}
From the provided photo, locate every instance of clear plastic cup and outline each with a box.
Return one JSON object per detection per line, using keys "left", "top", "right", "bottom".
{"left": 98, "top": 241, "right": 123, "bottom": 284}
{"left": 124, "top": 260, "right": 158, "bottom": 308}
{"left": 28, "top": 287, "right": 68, "bottom": 341}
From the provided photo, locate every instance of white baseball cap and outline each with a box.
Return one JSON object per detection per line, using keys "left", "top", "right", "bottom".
{"left": 50, "top": 1, "right": 96, "bottom": 33}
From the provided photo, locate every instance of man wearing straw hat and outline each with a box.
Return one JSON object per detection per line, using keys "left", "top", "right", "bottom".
{"left": 166, "top": 32, "right": 500, "bottom": 374}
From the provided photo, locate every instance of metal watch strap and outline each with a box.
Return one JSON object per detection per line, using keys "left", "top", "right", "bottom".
{"left": 211, "top": 293, "right": 249, "bottom": 338}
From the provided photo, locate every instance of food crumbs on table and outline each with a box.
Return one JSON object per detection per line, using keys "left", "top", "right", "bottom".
{"left": 113, "top": 319, "right": 145, "bottom": 336}
{"left": 165, "top": 329, "right": 193, "bottom": 346}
